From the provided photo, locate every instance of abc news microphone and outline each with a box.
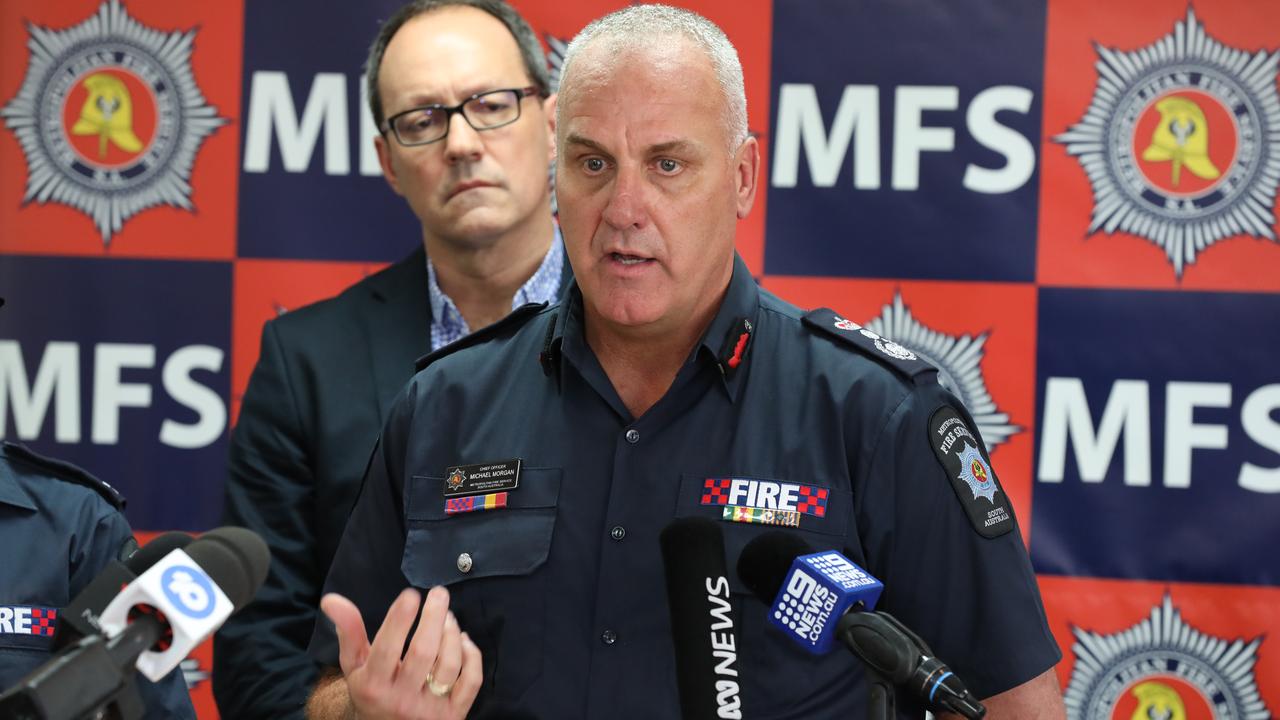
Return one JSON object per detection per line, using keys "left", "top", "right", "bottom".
{"left": 737, "top": 531, "right": 986, "bottom": 720}
{"left": 660, "top": 517, "right": 745, "bottom": 719}
{"left": 0, "top": 527, "right": 270, "bottom": 720}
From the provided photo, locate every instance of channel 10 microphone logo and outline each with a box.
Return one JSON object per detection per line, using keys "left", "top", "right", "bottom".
{"left": 768, "top": 552, "right": 884, "bottom": 654}
{"left": 161, "top": 565, "right": 217, "bottom": 620}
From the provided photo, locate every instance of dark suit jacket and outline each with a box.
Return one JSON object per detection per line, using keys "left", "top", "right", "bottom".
{"left": 213, "top": 246, "right": 433, "bottom": 719}
{"left": 213, "top": 244, "right": 572, "bottom": 718}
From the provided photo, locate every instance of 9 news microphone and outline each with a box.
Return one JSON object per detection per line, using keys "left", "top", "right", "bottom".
{"left": 0, "top": 526, "right": 270, "bottom": 720}
{"left": 659, "top": 517, "right": 744, "bottom": 720}
{"left": 737, "top": 532, "right": 985, "bottom": 720}
{"left": 54, "top": 532, "right": 195, "bottom": 651}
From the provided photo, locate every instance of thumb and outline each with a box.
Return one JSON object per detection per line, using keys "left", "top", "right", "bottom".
{"left": 321, "top": 593, "right": 370, "bottom": 675}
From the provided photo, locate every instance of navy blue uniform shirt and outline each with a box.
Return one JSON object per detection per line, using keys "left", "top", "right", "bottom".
{"left": 311, "top": 255, "right": 1060, "bottom": 718}
{"left": 0, "top": 442, "right": 195, "bottom": 719}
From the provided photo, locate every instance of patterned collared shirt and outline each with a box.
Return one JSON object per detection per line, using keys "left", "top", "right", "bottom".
{"left": 426, "top": 227, "right": 564, "bottom": 351}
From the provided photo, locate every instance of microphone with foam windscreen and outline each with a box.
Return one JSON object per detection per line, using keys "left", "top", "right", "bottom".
{"left": 54, "top": 531, "right": 195, "bottom": 651}
{"left": 659, "top": 517, "right": 744, "bottom": 720}
{"left": 737, "top": 531, "right": 985, "bottom": 720}
{"left": 0, "top": 526, "right": 270, "bottom": 720}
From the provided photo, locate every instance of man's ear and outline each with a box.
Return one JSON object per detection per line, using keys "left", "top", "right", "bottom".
{"left": 734, "top": 135, "right": 760, "bottom": 219}
{"left": 374, "top": 134, "right": 403, "bottom": 197}
{"left": 543, "top": 93, "right": 558, "bottom": 165}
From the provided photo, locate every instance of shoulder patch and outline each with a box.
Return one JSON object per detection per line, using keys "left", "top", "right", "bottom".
{"left": 802, "top": 308, "right": 937, "bottom": 384}
{"left": 1, "top": 441, "right": 125, "bottom": 510}
{"left": 926, "top": 407, "right": 1014, "bottom": 538}
{"left": 415, "top": 301, "right": 550, "bottom": 372}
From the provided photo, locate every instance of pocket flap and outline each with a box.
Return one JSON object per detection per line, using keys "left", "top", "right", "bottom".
{"left": 402, "top": 468, "right": 561, "bottom": 588}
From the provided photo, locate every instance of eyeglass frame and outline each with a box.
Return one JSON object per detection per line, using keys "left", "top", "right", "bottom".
{"left": 381, "top": 86, "right": 544, "bottom": 147}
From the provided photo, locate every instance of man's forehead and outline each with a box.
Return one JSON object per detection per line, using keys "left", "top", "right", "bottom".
{"left": 380, "top": 7, "right": 527, "bottom": 102}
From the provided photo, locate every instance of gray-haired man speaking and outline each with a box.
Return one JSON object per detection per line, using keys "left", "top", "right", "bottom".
{"left": 306, "top": 5, "right": 1065, "bottom": 719}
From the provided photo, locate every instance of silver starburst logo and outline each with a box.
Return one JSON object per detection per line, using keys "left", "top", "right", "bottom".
{"left": 1054, "top": 7, "right": 1280, "bottom": 277}
{"left": 1, "top": 0, "right": 226, "bottom": 244}
{"left": 1064, "top": 593, "right": 1270, "bottom": 719}
{"left": 865, "top": 292, "right": 1020, "bottom": 449}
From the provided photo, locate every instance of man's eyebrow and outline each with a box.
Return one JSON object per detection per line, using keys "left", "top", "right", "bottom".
{"left": 563, "top": 133, "right": 611, "bottom": 156}
{"left": 648, "top": 139, "right": 699, "bottom": 156}
{"left": 401, "top": 85, "right": 507, "bottom": 108}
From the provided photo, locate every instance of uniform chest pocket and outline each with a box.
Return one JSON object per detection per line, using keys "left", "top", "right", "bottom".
{"left": 402, "top": 467, "right": 561, "bottom": 704}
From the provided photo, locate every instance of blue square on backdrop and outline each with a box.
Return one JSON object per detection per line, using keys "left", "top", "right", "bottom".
{"left": 1032, "top": 287, "right": 1280, "bottom": 587}
{"left": 0, "top": 257, "right": 231, "bottom": 531}
{"left": 765, "top": 0, "right": 1046, "bottom": 281}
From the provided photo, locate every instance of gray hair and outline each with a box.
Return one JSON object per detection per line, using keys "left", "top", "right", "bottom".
{"left": 364, "top": 0, "right": 550, "bottom": 130}
{"left": 558, "top": 4, "right": 748, "bottom": 151}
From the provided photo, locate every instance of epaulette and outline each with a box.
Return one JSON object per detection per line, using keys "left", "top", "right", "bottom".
{"left": 1, "top": 441, "right": 126, "bottom": 510}
{"left": 415, "top": 302, "right": 550, "bottom": 372}
{"left": 802, "top": 308, "right": 938, "bottom": 385}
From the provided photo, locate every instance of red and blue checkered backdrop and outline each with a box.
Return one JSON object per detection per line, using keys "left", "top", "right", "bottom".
{"left": 2, "top": 0, "right": 1278, "bottom": 717}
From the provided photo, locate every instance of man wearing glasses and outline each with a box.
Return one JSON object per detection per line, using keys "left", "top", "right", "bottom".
{"left": 213, "top": 2, "right": 566, "bottom": 718}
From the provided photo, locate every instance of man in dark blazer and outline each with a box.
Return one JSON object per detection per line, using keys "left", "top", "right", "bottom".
{"left": 212, "top": 2, "right": 567, "bottom": 717}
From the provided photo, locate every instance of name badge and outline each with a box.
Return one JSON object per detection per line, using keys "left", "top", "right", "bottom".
{"left": 442, "top": 459, "right": 521, "bottom": 498}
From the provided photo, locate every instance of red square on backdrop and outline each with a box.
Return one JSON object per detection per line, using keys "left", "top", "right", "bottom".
{"left": 0, "top": 0, "right": 243, "bottom": 260}
{"left": 1038, "top": 575, "right": 1279, "bottom": 717}
{"left": 231, "top": 259, "right": 389, "bottom": 424}
{"left": 1038, "top": 0, "right": 1280, "bottom": 291}
{"left": 515, "top": 0, "right": 772, "bottom": 276}
{"left": 762, "top": 276, "right": 1038, "bottom": 545}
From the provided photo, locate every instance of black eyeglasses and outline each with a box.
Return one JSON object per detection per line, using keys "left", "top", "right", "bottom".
{"left": 383, "top": 86, "right": 542, "bottom": 147}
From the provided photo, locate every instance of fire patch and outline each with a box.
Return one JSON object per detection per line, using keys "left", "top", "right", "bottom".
{"left": 928, "top": 406, "right": 1013, "bottom": 538}
{"left": 701, "top": 477, "right": 829, "bottom": 518}
{"left": 0, "top": 606, "right": 58, "bottom": 637}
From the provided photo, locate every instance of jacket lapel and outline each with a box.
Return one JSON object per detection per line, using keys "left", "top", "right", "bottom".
{"left": 361, "top": 245, "right": 432, "bottom": 422}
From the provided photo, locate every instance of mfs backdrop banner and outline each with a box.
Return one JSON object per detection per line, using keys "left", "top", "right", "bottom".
{"left": 1, "top": 0, "right": 1278, "bottom": 718}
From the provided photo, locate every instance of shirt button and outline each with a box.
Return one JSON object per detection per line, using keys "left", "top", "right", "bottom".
{"left": 625, "top": 429, "right": 640, "bottom": 444}
{"left": 456, "top": 552, "right": 473, "bottom": 574}
{"left": 610, "top": 526, "right": 626, "bottom": 541}
{"left": 601, "top": 629, "right": 617, "bottom": 645}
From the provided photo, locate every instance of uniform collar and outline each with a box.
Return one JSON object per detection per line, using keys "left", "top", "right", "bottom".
{"left": 0, "top": 446, "right": 38, "bottom": 512}
{"left": 543, "top": 253, "right": 760, "bottom": 403}
{"left": 694, "top": 253, "right": 760, "bottom": 402}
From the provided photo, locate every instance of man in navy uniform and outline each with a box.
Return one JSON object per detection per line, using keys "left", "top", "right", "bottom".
{"left": 214, "top": 1, "right": 568, "bottom": 717}
{"left": 0, "top": 441, "right": 195, "bottom": 718}
{"left": 307, "top": 5, "right": 1066, "bottom": 718}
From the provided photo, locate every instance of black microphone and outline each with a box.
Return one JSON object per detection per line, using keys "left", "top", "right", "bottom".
{"left": 737, "top": 531, "right": 985, "bottom": 720}
{"left": 54, "top": 532, "right": 194, "bottom": 651}
{"left": 0, "top": 527, "right": 270, "bottom": 720}
{"left": 659, "top": 517, "right": 744, "bottom": 720}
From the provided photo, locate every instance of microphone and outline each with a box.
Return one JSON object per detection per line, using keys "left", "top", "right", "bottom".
{"left": 659, "top": 517, "right": 744, "bottom": 720}
{"left": 737, "top": 532, "right": 985, "bottom": 720}
{"left": 54, "top": 532, "right": 194, "bottom": 651}
{"left": 0, "top": 527, "right": 270, "bottom": 720}
{"left": 98, "top": 526, "right": 269, "bottom": 680}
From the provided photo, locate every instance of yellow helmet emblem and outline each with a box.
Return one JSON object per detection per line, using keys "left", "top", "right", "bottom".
{"left": 1141, "top": 96, "right": 1221, "bottom": 187}
{"left": 71, "top": 73, "right": 145, "bottom": 158}
{"left": 1129, "top": 680, "right": 1186, "bottom": 720}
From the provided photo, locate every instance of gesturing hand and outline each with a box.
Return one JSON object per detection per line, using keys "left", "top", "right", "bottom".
{"left": 321, "top": 586, "right": 482, "bottom": 720}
